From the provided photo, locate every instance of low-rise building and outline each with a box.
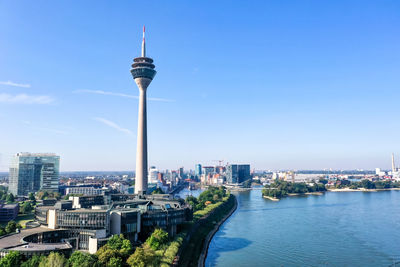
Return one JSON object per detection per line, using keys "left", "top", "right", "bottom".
{"left": 0, "top": 204, "right": 19, "bottom": 222}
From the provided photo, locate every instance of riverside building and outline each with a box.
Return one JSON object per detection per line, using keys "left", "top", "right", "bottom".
{"left": 9, "top": 153, "right": 60, "bottom": 196}
{"left": 0, "top": 194, "right": 191, "bottom": 258}
{"left": 226, "top": 164, "right": 251, "bottom": 184}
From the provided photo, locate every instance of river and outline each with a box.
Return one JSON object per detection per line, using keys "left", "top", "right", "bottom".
{"left": 205, "top": 188, "right": 400, "bottom": 267}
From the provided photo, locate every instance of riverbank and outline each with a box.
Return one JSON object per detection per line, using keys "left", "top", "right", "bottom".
{"left": 177, "top": 194, "right": 237, "bottom": 267}
{"left": 198, "top": 194, "right": 238, "bottom": 267}
{"left": 263, "top": 195, "right": 279, "bottom": 201}
{"left": 263, "top": 191, "right": 324, "bottom": 201}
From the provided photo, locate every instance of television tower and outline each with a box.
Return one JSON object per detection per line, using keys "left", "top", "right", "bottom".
{"left": 131, "top": 26, "right": 157, "bottom": 195}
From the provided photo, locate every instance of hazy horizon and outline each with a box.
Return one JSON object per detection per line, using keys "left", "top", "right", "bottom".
{"left": 1, "top": 1, "right": 399, "bottom": 171}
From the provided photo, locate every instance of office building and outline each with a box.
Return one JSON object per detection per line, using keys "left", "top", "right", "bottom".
{"left": 148, "top": 166, "right": 159, "bottom": 184}
{"left": 202, "top": 166, "right": 215, "bottom": 177}
{"left": 195, "top": 164, "right": 202, "bottom": 177}
{"left": 9, "top": 153, "right": 60, "bottom": 196}
{"left": 178, "top": 167, "right": 184, "bottom": 179}
{"left": 0, "top": 204, "right": 19, "bottom": 222}
{"left": 65, "top": 187, "right": 103, "bottom": 196}
{"left": 226, "top": 164, "right": 251, "bottom": 184}
{"left": 131, "top": 27, "right": 157, "bottom": 195}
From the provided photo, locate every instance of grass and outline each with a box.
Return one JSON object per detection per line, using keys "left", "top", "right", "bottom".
{"left": 0, "top": 213, "right": 34, "bottom": 228}
{"left": 16, "top": 213, "right": 35, "bottom": 228}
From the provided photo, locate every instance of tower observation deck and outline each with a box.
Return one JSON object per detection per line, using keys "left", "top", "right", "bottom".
{"left": 131, "top": 26, "right": 157, "bottom": 195}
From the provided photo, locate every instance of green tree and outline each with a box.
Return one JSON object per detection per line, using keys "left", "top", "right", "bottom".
{"left": 5, "top": 220, "right": 17, "bottom": 233}
{"left": 361, "top": 179, "right": 375, "bottom": 189}
{"left": 20, "top": 201, "right": 33, "bottom": 214}
{"left": 107, "top": 257, "right": 122, "bottom": 267}
{"left": 107, "top": 234, "right": 125, "bottom": 250}
{"left": 127, "top": 245, "right": 156, "bottom": 267}
{"left": 68, "top": 251, "right": 98, "bottom": 267}
{"left": 146, "top": 228, "right": 169, "bottom": 250}
{"left": 96, "top": 245, "right": 117, "bottom": 266}
{"left": 6, "top": 193, "right": 15, "bottom": 203}
{"left": 28, "top": 192, "right": 36, "bottom": 201}
{"left": 0, "top": 251, "right": 22, "bottom": 267}
{"left": 151, "top": 188, "right": 164, "bottom": 194}
{"left": 21, "top": 255, "right": 46, "bottom": 267}
{"left": 39, "top": 252, "right": 68, "bottom": 267}
{"left": 120, "top": 238, "right": 134, "bottom": 258}
{"left": 37, "top": 191, "right": 49, "bottom": 200}
{"left": 185, "top": 195, "right": 199, "bottom": 211}
{"left": 318, "top": 179, "right": 328, "bottom": 185}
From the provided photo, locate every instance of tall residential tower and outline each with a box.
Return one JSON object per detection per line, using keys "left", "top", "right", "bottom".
{"left": 131, "top": 27, "right": 157, "bottom": 195}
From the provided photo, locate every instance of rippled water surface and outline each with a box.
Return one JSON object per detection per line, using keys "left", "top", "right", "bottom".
{"left": 205, "top": 189, "right": 400, "bottom": 267}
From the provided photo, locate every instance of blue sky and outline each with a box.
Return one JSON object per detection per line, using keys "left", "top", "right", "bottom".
{"left": 0, "top": 0, "right": 399, "bottom": 171}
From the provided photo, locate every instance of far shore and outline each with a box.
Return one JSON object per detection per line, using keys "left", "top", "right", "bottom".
{"left": 263, "top": 195, "right": 279, "bottom": 201}
{"left": 328, "top": 187, "right": 400, "bottom": 192}
{"left": 262, "top": 188, "right": 400, "bottom": 201}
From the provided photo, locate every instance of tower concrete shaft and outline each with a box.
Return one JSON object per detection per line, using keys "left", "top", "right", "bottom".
{"left": 134, "top": 79, "right": 150, "bottom": 195}
{"left": 131, "top": 26, "right": 156, "bottom": 195}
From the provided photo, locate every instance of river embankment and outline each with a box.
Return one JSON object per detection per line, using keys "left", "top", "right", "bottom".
{"left": 198, "top": 194, "right": 238, "bottom": 267}
{"left": 176, "top": 193, "right": 237, "bottom": 267}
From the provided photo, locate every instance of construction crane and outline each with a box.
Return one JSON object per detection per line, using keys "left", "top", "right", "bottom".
{"left": 212, "top": 160, "right": 224, "bottom": 166}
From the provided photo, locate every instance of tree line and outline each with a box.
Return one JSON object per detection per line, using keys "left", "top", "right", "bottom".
{"left": 262, "top": 180, "right": 327, "bottom": 199}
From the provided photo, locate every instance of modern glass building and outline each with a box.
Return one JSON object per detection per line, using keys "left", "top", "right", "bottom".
{"left": 195, "top": 164, "right": 202, "bottom": 177}
{"left": 9, "top": 153, "right": 60, "bottom": 196}
{"left": 226, "top": 164, "right": 251, "bottom": 184}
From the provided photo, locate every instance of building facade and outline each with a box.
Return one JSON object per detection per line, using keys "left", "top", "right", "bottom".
{"left": 9, "top": 153, "right": 60, "bottom": 196}
{"left": 195, "top": 164, "right": 202, "bottom": 177}
{"left": 65, "top": 187, "right": 103, "bottom": 196}
{"left": 0, "top": 204, "right": 19, "bottom": 222}
{"left": 226, "top": 164, "right": 251, "bottom": 184}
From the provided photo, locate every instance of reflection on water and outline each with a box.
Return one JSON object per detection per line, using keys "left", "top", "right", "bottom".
{"left": 206, "top": 190, "right": 400, "bottom": 267}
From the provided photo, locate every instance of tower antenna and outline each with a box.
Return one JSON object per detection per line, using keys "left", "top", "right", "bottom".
{"left": 142, "top": 25, "right": 146, "bottom": 57}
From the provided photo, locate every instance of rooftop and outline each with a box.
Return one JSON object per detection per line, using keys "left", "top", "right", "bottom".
{"left": 16, "top": 152, "right": 58, "bottom": 157}
{"left": 0, "top": 226, "right": 54, "bottom": 249}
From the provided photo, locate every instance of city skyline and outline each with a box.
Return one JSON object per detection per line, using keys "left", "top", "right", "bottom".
{"left": 1, "top": 1, "right": 400, "bottom": 171}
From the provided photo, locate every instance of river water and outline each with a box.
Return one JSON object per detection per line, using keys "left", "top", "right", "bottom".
{"left": 205, "top": 188, "right": 400, "bottom": 267}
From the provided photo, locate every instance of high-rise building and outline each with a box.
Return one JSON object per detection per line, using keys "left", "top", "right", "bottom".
{"left": 178, "top": 167, "right": 184, "bottom": 179}
{"left": 195, "top": 164, "right": 202, "bottom": 177}
{"left": 226, "top": 164, "right": 251, "bottom": 184}
{"left": 202, "top": 166, "right": 215, "bottom": 177}
{"left": 131, "top": 26, "right": 157, "bottom": 195}
{"left": 148, "top": 166, "right": 159, "bottom": 184}
{"left": 9, "top": 153, "right": 60, "bottom": 196}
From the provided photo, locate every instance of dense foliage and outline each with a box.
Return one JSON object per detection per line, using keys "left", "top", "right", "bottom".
{"left": 344, "top": 179, "right": 400, "bottom": 190}
{"left": 68, "top": 251, "right": 100, "bottom": 267}
{"left": 187, "top": 186, "right": 227, "bottom": 212}
{"left": 20, "top": 201, "right": 33, "bottom": 214}
{"left": 151, "top": 188, "right": 164, "bottom": 194}
{"left": 96, "top": 234, "right": 133, "bottom": 266}
{"left": 36, "top": 191, "right": 61, "bottom": 200}
{"left": 262, "top": 180, "right": 326, "bottom": 199}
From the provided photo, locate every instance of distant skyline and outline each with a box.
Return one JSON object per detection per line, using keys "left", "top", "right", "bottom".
{"left": 1, "top": 1, "right": 399, "bottom": 171}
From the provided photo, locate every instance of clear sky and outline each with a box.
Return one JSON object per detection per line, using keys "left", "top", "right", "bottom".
{"left": 0, "top": 1, "right": 399, "bottom": 171}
